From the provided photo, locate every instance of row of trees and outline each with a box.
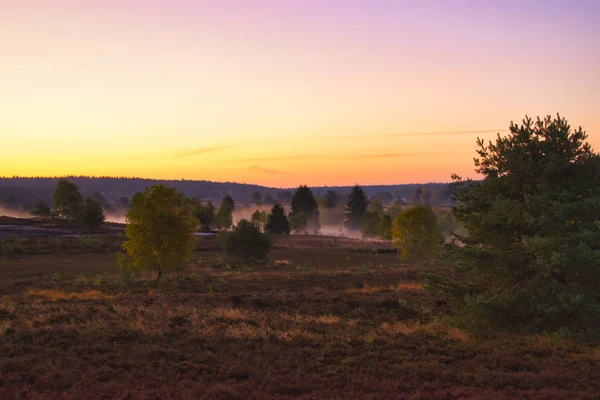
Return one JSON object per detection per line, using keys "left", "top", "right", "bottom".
{"left": 28, "top": 180, "right": 106, "bottom": 231}
{"left": 116, "top": 114, "right": 600, "bottom": 335}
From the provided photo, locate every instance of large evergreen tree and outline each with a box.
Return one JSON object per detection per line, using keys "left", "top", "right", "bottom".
{"left": 434, "top": 115, "right": 600, "bottom": 332}
{"left": 291, "top": 185, "right": 320, "bottom": 233}
{"left": 222, "top": 194, "right": 235, "bottom": 211}
{"left": 323, "top": 190, "right": 339, "bottom": 209}
{"left": 265, "top": 204, "right": 290, "bottom": 235}
{"left": 344, "top": 185, "right": 368, "bottom": 230}
{"left": 291, "top": 186, "right": 318, "bottom": 215}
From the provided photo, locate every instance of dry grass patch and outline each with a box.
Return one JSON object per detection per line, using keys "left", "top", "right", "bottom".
{"left": 381, "top": 321, "right": 470, "bottom": 341}
{"left": 315, "top": 315, "right": 341, "bottom": 324}
{"left": 394, "top": 282, "right": 425, "bottom": 291}
{"left": 346, "top": 282, "right": 424, "bottom": 294}
{"left": 0, "top": 296, "right": 14, "bottom": 312}
{"left": 227, "top": 323, "right": 268, "bottom": 340}
{"left": 25, "top": 289, "right": 114, "bottom": 301}
{"left": 212, "top": 307, "right": 252, "bottom": 321}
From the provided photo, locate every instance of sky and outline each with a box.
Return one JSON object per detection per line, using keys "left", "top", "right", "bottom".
{"left": 1, "top": 0, "right": 599, "bottom": 187}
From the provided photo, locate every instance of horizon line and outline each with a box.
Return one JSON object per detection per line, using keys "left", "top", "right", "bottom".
{"left": 0, "top": 175, "right": 458, "bottom": 190}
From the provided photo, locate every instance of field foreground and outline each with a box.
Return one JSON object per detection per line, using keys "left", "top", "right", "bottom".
{"left": 1, "top": 236, "right": 599, "bottom": 399}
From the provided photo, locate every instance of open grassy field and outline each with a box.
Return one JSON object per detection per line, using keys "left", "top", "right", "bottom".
{"left": 1, "top": 235, "right": 599, "bottom": 399}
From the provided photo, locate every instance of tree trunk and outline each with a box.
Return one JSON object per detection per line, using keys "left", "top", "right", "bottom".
{"left": 156, "top": 267, "right": 162, "bottom": 282}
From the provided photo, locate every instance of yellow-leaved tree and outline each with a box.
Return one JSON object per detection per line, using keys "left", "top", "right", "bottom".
{"left": 123, "top": 185, "right": 198, "bottom": 280}
{"left": 392, "top": 205, "right": 443, "bottom": 266}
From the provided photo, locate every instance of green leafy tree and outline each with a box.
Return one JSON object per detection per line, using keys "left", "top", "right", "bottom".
{"left": 196, "top": 201, "right": 216, "bottom": 232}
{"left": 265, "top": 204, "right": 290, "bottom": 235}
{"left": 369, "top": 197, "right": 384, "bottom": 214}
{"left": 221, "top": 219, "right": 271, "bottom": 261}
{"left": 434, "top": 115, "right": 600, "bottom": 332}
{"left": 289, "top": 211, "right": 308, "bottom": 235}
{"left": 379, "top": 214, "right": 393, "bottom": 240}
{"left": 392, "top": 205, "right": 443, "bottom": 266}
{"left": 291, "top": 185, "right": 320, "bottom": 233}
{"left": 251, "top": 210, "right": 268, "bottom": 230}
{"left": 53, "top": 179, "right": 83, "bottom": 221}
{"left": 345, "top": 185, "right": 368, "bottom": 230}
{"left": 30, "top": 201, "right": 52, "bottom": 219}
{"left": 123, "top": 185, "right": 198, "bottom": 281}
{"left": 80, "top": 197, "right": 106, "bottom": 231}
{"left": 215, "top": 196, "right": 234, "bottom": 231}
{"left": 361, "top": 211, "right": 381, "bottom": 239}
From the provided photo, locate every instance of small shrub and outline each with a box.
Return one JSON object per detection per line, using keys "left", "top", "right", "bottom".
{"left": 80, "top": 236, "right": 104, "bottom": 252}
{"left": 51, "top": 272, "right": 69, "bottom": 282}
{"left": 0, "top": 239, "right": 25, "bottom": 257}
{"left": 93, "top": 272, "right": 109, "bottom": 286}
{"left": 116, "top": 252, "right": 133, "bottom": 282}
{"left": 80, "top": 197, "right": 106, "bottom": 231}
{"left": 221, "top": 219, "right": 271, "bottom": 261}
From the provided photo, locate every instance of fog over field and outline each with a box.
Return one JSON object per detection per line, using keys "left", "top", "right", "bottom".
{"left": 0, "top": 207, "right": 28, "bottom": 219}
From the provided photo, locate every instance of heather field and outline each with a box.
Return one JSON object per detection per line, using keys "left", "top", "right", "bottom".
{"left": 1, "top": 235, "right": 599, "bottom": 399}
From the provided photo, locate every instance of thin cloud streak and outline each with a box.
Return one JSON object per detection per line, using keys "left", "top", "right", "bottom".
{"left": 227, "top": 152, "right": 443, "bottom": 163}
{"left": 192, "top": 129, "right": 506, "bottom": 149}
{"left": 347, "top": 152, "right": 445, "bottom": 160}
{"left": 173, "top": 145, "right": 232, "bottom": 157}
{"left": 343, "top": 129, "right": 507, "bottom": 139}
{"left": 249, "top": 165, "right": 290, "bottom": 175}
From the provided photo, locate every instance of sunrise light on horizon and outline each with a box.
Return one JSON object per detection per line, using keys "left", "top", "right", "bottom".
{"left": 2, "top": 0, "right": 599, "bottom": 187}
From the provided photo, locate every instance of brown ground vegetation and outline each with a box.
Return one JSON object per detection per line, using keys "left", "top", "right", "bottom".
{"left": 0, "top": 235, "right": 599, "bottom": 399}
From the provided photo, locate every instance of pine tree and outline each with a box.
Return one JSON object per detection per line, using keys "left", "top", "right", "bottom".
{"left": 290, "top": 185, "right": 320, "bottom": 233}
{"left": 433, "top": 115, "right": 600, "bottom": 332}
{"left": 265, "top": 204, "right": 290, "bottom": 235}
{"left": 344, "top": 185, "right": 368, "bottom": 230}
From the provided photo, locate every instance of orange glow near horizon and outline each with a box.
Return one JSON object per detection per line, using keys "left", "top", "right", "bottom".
{"left": 2, "top": 1, "right": 599, "bottom": 187}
